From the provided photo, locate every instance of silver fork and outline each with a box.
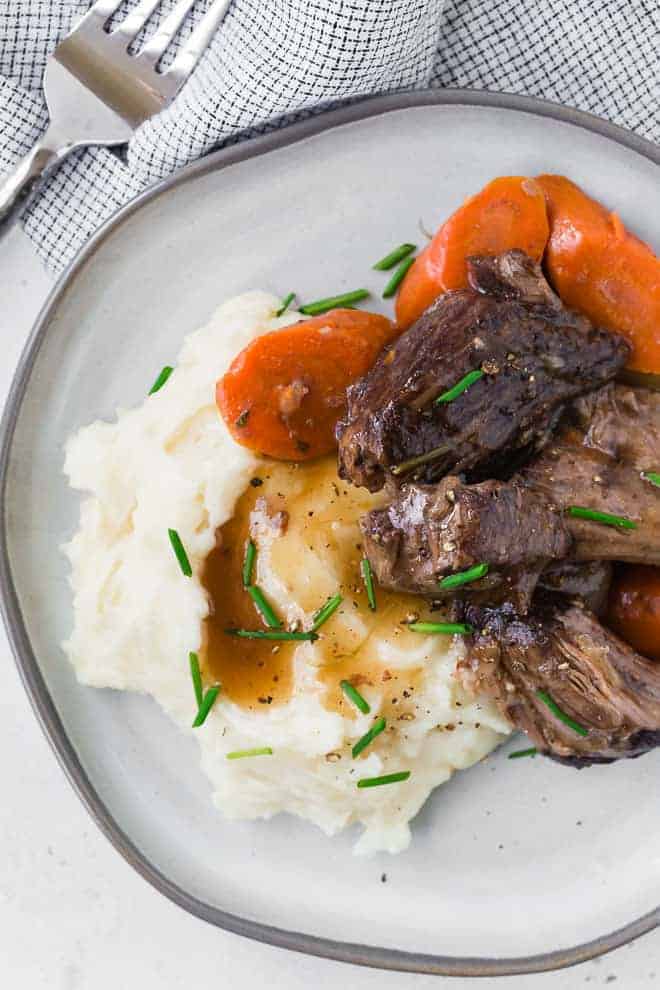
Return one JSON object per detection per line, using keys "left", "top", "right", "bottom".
{"left": 0, "top": 0, "right": 230, "bottom": 231}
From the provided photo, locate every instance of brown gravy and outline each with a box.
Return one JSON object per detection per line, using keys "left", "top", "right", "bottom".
{"left": 201, "top": 458, "right": 437, "bottom": 714}
{"left": 201, "top": 483, "right": 295, "bottom": 710}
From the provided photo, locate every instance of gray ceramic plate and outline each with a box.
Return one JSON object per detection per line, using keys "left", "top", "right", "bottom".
{"left": 1, "top": 92, "right": 658, "bottom": 977}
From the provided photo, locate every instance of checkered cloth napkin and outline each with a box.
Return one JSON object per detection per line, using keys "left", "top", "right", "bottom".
{"left": 0, "top": 0, "right": 657, "bottom": 272}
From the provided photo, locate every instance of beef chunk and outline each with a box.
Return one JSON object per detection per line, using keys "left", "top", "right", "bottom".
{"left": 537, "top": 560, "right": 613, "bottom": 616}
{"left": 336, "top": 251, "right": 630, "bottom": 492}
{"left": 458, "top": 598, "right": 660, "bottom": 765}
{"left": 361, "top": 392, "right": 659, "bottom": 609}
{"left": 520, "top": 433, "right": 660, "bottom": 566}
{"left": 568, "top": 383, "right": 660, "bottom": 470}
{"left": 360, "top": 476, "right": 571, "bottom": 611}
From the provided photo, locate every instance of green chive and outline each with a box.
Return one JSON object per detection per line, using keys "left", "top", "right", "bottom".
{"left": 225, "top": 629, "right": 318, "bottom": 641}
{"left": 439, "top": 562, "right": 489, "bottom": 590}
{"left": 352, "top": 717, "right": 386, "bottom": 758}
{"left": 148, "top": 365, "right": 174, "bottom": 395}
{"left": 168, "top": 528, "right": 192, "bottom": 576}
{"left": 299, "top": 289, "right": 369, "bottom": 315}
{"left": 226, "top": 747, "right": 273, "bottom": 760}
{"left": 340, "top": 680, "right": 371, "bottom": 714}
{"left": 247, "top": 585, "right": 281, "bottom": 629}
{"left": 373, "top": 242, "right": 417, "bottom": 271}
{"left": 192, "top": 685, "right": 221, "bottom": 728}
{"left": 391, "top": 443, "right": 450, "bottom": 477}
{"left": 435, "top": 369, "right": 484, "bottom": 405}
{"left": 536, "top": 690, "right": 589, "bottom": 737}
{"left": 382, "top": 256, "right": 416, "bottom": 298}
{"left": 642, "top": 471, "right": 660, "bottom": 488}
{"left": 276, "top": 292, "right": 296, "bottom": 317}
{"left": 357, "top": 771, "right": 411, "bottom": 789}
{"left": 361, "top": 557, "right": 377, "bottom": 611}
{"left": 407, "top": 621, "right": 473, "bottom": 635}
{"left": 312, "top": 593, "right": 343, "bottom": 631}
{"left": 508, "top": 747, "right": 538, "bottom": 759}
{"left": 567, "top": 506, "right": 637, "bottom": 530}
{"left": 242, "top": 539, "right": 256, "bottom": 587}
{"left": 189, "top": 651, "right": 203, "bottom": 708}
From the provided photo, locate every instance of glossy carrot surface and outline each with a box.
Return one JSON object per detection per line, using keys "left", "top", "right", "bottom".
{"left": 217, "top": 309, "right": 396, "bottom": 460}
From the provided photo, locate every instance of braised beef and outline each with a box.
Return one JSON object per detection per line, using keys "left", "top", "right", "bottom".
{"left": 537, "top": 560, "right": 612, "bottom": 616}
{"left": 360, "top": 475, "right": 571, "bottom": 611}
{"left": 337, "top": 251, "right": 630, "bottom": 492}
{"left": 458, "top": 597, "right": 660, "bottom": 765}
{"left": 568, "top": 383, "right": 660, "bottom": 470}
{"left": 520, "top": 433, "right": 660, "bottom": 566}
{"left": 360, "top": 390, "right": 659, "bottom": 606}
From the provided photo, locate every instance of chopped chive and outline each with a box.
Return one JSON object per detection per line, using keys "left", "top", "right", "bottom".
{"left": 299, "top": 289, "right": 369, "bottom": 316}
{"left": 642, "top": 471, "right": 660, "bottom": 488}
{"left": 357, "top": 771, "right": 411, "bottom": 789}
{"left": 148, "top": 365, "right": 174, "bottom": 395}
{"left": 536, "top": 690, "right": 589, "bottom": 737}
{"left": 407, "top": 621, "right": 473, "bottom": 635}
{"left": 189, "top": 651, "right": 203, "bottom": 708}
{"left": 391, "top": 443, "right": 450, "bottom": 477}
{"left": 435, "top": 369, "right": 484, "bottom": 405}
{"left": 242, "top": 539, "right": 256, "bottom": 587}
{"left": 567, "top": 506, "right": 637, "bottom": 530}
{"left": 225, "top": 628, "right": 318, "bottom": 641}
{"left": 168, "top": 528, "right": 192, "bottom": 576}
{"left": 226, "top": 747, "right": 273, "bottom": 760}
{"left": 439, "top": 562, "right": 489, "bottom": 590}
{"left": 276, "top": 292, "right": 296, "bottom": 317}
{"left": 382, "top": 255, "right": 416, "bottom": 298}
{"left": 192, "top": 685, "right": 221, "bottom": 727}
{"left": 340, "top": 679, "right": 371, "bottom": 714}
{"left": 373, "top": 242, "right": 416, "bottom": 271}
{"left": 352, "top": 717, "right": 386, "bottom": 758}
{"left": 312, "top": 593, "right": 343, "bottom": 631}
{"left": 508, "top": 747, "right": 538, "bottom": 759}
{"left": 247, "top": 585, "right": 281, "bottom": 629}
{"left": 360, "top": 557, "right": 377, "bottom": 611}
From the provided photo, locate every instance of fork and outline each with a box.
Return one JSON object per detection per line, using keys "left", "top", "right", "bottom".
{"left": 0, "top": 0, "right": 230, "bottom": 231}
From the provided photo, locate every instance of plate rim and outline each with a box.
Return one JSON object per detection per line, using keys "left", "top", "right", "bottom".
{"left": 1, "top": 89, "right": 658, "bottom": 977}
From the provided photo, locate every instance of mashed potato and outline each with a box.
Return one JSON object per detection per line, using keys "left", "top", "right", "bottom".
{"left": 64, "top": 292, "right": 510, "bottom": 854}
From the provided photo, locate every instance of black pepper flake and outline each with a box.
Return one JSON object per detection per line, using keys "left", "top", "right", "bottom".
{"left": 381, "top": 873, "right": 387, "bottom": 883}
{"left": 295, "top": 438, "right": 310, "bottom": 453}
{"left": 235, "top": 409, "right": 250, "bottom": 428}
{"left": 258, "top": 695, "right": 273, "bottom": 705}
{"left": 250, "top": 477, "right": 263, "bottom": 488}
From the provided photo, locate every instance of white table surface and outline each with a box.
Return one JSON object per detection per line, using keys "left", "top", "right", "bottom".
{"left": 0, "top": 226, "right": 657, "bottom": 989}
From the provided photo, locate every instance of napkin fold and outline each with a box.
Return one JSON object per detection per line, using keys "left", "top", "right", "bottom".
{"left": 0, "top": 0, "right": 656, "bottom": 273}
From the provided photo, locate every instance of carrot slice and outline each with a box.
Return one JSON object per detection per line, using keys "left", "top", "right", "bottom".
{"left": 606, "top": 564, "right": 660, "bottom": 662}
{"left": 395, "top": 176, "right": 549, "bottom": 328}
{"left": 216, "top": 309, "right": 396, "bottom": 461}
{"left": 537, "top": 174, "right": 660, "bottom": 374}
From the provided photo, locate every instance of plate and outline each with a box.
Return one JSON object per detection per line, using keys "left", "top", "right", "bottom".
{"left": 1, "top": 92, "right": 658, "bottom": 977}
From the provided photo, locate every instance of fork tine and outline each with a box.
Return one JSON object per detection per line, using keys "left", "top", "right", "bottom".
{"left": 167, "top": 0, "right": 231, "bottom": 82}
{"left": 138, "top": 0, "right": 197, "bottom": 64}
{"left": 86, "top": 0, "right": 125, "bottom": 23}
{"left": 113, "top": 0, "right": 163, "bottom": 44}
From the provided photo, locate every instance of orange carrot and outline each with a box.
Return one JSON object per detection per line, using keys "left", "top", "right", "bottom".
{"left": 537, "top": 174, "right": 660, "bottom": 374}
{"left": 395, "top": 176, "right": 549, "bottom": 328}
{"left": 606, "top": 565, "right": 660, "bottom": 662}
{"left": 216, "top": 309, "right": 396, "bottom": 461}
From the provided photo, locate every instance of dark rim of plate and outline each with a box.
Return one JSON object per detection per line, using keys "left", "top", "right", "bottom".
{"left": 0, "top": 90, "right": 658, "bottom": 977}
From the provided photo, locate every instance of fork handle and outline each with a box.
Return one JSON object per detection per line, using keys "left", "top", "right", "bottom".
{"left": 0, "top": 130, "right": 73, "bottom": 232}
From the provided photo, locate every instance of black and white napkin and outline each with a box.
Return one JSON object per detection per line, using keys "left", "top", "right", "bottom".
{"left": 0, "top": 0, "right": 656, "bottom": 272}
